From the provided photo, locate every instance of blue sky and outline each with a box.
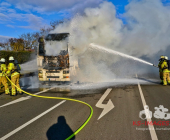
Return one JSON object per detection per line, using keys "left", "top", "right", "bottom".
{"left": 0, "top": 0, "right": 129, "bottom": 39}
{"left": 0, "top": 0, "right": 169, "bottom": 40}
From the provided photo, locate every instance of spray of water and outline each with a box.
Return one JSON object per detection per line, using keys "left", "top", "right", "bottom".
{"left": 90, "top": 43, "right": 153, "bottom": 66}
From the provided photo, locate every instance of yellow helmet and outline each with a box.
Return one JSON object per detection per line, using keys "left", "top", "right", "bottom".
{"left": 160, "top": 56, "right": 165, "bottom": 59}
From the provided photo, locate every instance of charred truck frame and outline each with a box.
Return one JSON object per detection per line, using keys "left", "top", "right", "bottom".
{"left": 37, "top": 33, "right": 70, "bottom": 83}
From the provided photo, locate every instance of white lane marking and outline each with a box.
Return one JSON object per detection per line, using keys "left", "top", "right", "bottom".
{"left": 34, "top": 87, "right": 56, "bottom": 95}
{"left": 0, "top": 100, "right": 66, "bottom": 140}
{"left": 96, "top": 88, "right": 114, "bottom": 120}
{"left": 136, "top": 74, "right": 158, "bottom": 140}
{"left": 0, "top": 97, "right": 31, "bottom": 108}
{"left": 0, "top": 87, "right": 56, "bottom": 108}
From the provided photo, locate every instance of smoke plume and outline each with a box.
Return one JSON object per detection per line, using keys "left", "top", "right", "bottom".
{"left": 45, "top": 40, "right": 68, "bottom": 56}
{"left": 48, "top": 0, "right": 170, "bottom": 82}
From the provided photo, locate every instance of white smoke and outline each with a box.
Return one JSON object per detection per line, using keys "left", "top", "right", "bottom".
{"left": 51, "top": 2, "right": 122, "bottom": 51}
{"left": 20, "top": 59, "right": 39, "bottom": 89}
{"left": 20, "top": 59, "right": 38, "bottom": 71}
{"left": 48, "top": 0, "right": 170, "bottom": 82}
{"left": 45, "top": 40, "right": 68, "bottom": 56}
{"left": 121, "top": 0, "right": 170, "bottom": 57}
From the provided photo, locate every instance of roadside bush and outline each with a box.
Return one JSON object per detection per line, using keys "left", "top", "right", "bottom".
{"left": 0, "top": 51, "right": 32, "bottom": 64}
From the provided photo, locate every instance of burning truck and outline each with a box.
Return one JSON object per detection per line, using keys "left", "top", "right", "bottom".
{"left": 37, "top": 33, "right": 70, "bottom": 83}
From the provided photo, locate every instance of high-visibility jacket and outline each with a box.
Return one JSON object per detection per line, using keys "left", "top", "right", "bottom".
{"left": 0, "top": 64, "right": 7, "bottom": 76}
{"left": 161, "top": 60, "right": 170, "bottom": 73}
{"left": 7, "top": 63, "right": 21, "bottom": 77}
{"left": 158, "top": 60, "right": 164, "bottom": 72}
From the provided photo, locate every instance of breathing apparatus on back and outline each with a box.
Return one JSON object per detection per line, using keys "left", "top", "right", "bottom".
{"left": 164, "top": 56, "right": 170, "bottom": 71}
{"left": 14, "top": 60, "right": 21, "bottom": 72}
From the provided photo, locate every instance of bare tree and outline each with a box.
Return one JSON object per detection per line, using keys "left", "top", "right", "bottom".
{"left": 0, "top": 19, "right": 68, "bottom": 52}
{"left": 0, "top": 41, "right": 12, "bottom": 51}
{"left": 50, "top": 20, "right": 64, "bottom": 29}
{"left": 40, "top": 26, "right": 52, "bottom": 37}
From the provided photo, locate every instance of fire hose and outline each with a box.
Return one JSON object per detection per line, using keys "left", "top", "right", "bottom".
{"left": 5, "top": 75, "right": 93, "bottom": 140}
{"left": 153, "top": 64, "right": 159, "bottom": 68}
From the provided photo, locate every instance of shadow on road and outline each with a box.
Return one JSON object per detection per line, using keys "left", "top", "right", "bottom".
{"left": 46, "top": 116, "right": 75, "bottom": 140}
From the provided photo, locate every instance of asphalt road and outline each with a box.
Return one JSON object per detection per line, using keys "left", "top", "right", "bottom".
{"left": 0, "top": 80, "right": 170, "bottom": 140}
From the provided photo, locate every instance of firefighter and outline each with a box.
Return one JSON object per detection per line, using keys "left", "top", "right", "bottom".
{"left": 0, "top": 58, "right": 10, "bottom": 95}
{"left": 38, "top": 36, "right": 45, "bottom": 55}
{"left": 161, "top": 56, "right": 170, "bottom": 86}
{"left": 7, "top": 56, "right": 22, "bottom": 96}
{"left": 158, "top": 56, "right": 165, "bottom": 84}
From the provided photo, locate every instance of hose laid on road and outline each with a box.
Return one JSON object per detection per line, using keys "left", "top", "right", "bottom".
{"left": 6, "top": 76, "right": 93, "bottom": 140}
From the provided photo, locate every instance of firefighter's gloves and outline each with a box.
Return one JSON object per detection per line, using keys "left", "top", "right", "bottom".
{"left": 5, "top": 71, "right": 11, "bottom": 76}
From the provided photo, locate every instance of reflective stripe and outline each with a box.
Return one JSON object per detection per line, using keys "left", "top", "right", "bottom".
{"left": 5, "top": 89, "right": 10, "bottom": 94}
{"left": 11, "top": 72, "right": 20, "bottom": 77}
{"left": 163, "top": 69, "right": 170, "bottom": 73}
{"left": 12, "top": 89, "right": 16, "bottom": 93}
{"left": 0, "top": 73, "right": 6, "bottom": 76}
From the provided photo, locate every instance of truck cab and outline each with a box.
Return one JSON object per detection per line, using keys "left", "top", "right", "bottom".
{"left": 37, "top": 33, "right": 70, "bottom": 83}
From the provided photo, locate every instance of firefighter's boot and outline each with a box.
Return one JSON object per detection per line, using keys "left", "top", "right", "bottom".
{"left": 5, "top": 88, "right": 10, "bottom": 95}
{"left": 17, "top": 90, "right": 23, "bottom": 95}
{"left": 11, "top": 88, "right": 16, "bottom": 96}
